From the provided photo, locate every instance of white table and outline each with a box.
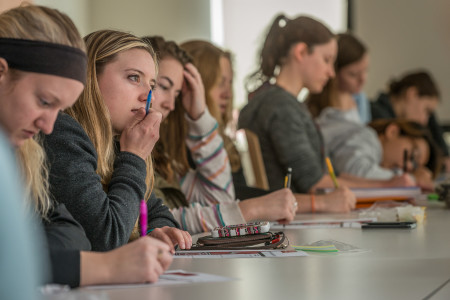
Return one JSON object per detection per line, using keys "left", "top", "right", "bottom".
{"left": 59, "top": 203, "right": 450, "bottom": 300}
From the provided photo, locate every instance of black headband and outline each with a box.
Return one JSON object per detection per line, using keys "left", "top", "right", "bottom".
{"left": 0, "top": 38, "right": 87, "bottom": 85}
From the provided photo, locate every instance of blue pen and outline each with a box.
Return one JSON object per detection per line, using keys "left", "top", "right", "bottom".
{"left": 145, "top": 90, "right": 152, "bottom": 115}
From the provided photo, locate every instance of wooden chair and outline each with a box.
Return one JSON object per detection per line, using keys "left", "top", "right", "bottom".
{"left": 235, "top": 129, "right": 269, "bottom": 190}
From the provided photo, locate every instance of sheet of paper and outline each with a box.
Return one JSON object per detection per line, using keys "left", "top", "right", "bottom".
{"left": 174, "top": 249, "right": 307, "bottom": 258}
{"left": 83, "top": 270, "right": 233, "bottom": 290}
{"left": 270, "top": 217, "right": 377, "bottom": 229}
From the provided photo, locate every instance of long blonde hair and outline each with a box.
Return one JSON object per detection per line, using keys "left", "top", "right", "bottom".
{"left": 181, "top": 40, "right": 241, "bottom": 172}
{"left": 0, "top": 4, "right": 85, "bottom": 218}
{"left": 65, "top": 30, "right": 157, "bottom": 202}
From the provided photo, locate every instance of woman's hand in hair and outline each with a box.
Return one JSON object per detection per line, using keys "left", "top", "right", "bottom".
{"left": 149, "top": 226, "right": 192, "bottom": 253}
{"left": 80, "top": 236, "right": 172, "bottom": 286}
{"left": 120, "top": 107, "right": 162, "bottom": 160}
{"left": 181, "top": 63, "right": 206, "bottom": 120}
{"left": 238, "top": 188, "right": 296, "bottom": 224}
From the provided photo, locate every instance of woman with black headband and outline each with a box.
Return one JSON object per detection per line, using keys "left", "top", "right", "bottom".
{"left": 0, "top": 5, "right": 173, "bottom": 291}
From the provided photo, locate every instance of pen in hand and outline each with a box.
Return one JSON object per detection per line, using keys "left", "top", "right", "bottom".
{"left": 284, "top": 167, "right": 292, "bottom": 189}
{"left": 140, "top": 199, "right": 148, "bottom": 237}
{"left": 403, "top": 149, "right": 408, "bottom": 173}
{"left": 325, "top": 157, "right": 339, "bottom": 188}
{"left": 145, "top": 90, "right": 152, "bottom": 115}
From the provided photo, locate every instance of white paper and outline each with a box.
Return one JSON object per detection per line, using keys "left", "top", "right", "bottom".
{"left": 271, "top": 217, "right": 377, "bottom": 229}
{"left": 83, "top": 270, "right": 233, "bottom": 290}
{"left": 174, "top": 249, "right": 307, "bottom": 258}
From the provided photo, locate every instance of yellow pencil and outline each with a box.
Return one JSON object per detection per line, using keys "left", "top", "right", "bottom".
{"left": 284, "top": 167, "right": 292, "bottom": 189}
{"left": 325, "top": 157, "right": 339, "bottom": 188}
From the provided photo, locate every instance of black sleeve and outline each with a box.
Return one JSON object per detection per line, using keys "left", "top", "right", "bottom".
{"left": 428, "top": 113, "right": 449, "bottom": 156}
{"left": 147, "top": 192, "right": 179, "bottom": 229}
{"left": 44, "top": 203, "right": 91, "bottom": 251}
{"left": 48, "top": 248, "right": 81, "bottom": 288}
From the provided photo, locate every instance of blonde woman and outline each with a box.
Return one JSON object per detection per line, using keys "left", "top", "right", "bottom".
{"left": 180, "top": 41, "right": 245, "bottom": 186}
{"left": 0, "top": 5, "right": 174, "bottom": 289}
{"left": 43, "top": 30, "right": 191, "bottom": 251}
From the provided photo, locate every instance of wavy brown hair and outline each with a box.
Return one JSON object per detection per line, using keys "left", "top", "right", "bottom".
{"left": 142, "top": 36, "right": 193, "bottom": 181}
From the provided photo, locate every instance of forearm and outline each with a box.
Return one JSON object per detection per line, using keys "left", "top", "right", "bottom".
{"left": 293, "top": 193, "right": 325, "bottom": 213}
{"left": 80, "top": 251, "right": 109, "bottom": 286}
{"left": 184, "top": 109, "right": 235, "bottom": 199}
{"left": 312, "top": 174, "right": 391, "bottom": 189}
{"left": 170, "top": 201, "right": 244, "bottom": 235}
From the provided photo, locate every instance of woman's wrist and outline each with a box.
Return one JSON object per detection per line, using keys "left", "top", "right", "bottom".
{"left": 80, "top": 251, "right": 111, "bottom": 286}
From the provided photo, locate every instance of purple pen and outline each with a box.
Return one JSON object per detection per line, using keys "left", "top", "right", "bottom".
{"left": 140, "top": 199, "right": 148, "bottom": 237}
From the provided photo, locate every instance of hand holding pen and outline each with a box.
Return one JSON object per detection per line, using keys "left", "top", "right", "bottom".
{"left": 145, "top": 90, "right": 152, "bottom": 115}
{"left": 119, "top": 92, "right": 162, "bottom": 160}
{"left": 325, "top": 157, "right": 339, "bottom": 188}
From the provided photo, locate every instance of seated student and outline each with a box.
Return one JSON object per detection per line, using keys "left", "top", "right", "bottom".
{"left": 148, "top": 37, "right": 352, "bottom": 235}
{"left": 181, "top": 40, "right": 271, "bottom": 199}
{"left": 371, "top": 70, "right": 449, "bottom": 172}
{"left": 0, "top": 4, "right": 173, "bottom": 288}
{"left": 238, "top": 14, "right": 413, "bottom": 197}
{"left": 308, "top": 33, "right": 369, "bottom": 125}
{"left": 43, "top": 30, "right": 191, "bottom": 251}
{"left": 180, "top": 41, "right": 246, "bottom": 187}
{"left": 307, "top": 33, "right": 425, "bottom": 186}
{"left": 145, "top": 36, "right": 298, "bottom": 234}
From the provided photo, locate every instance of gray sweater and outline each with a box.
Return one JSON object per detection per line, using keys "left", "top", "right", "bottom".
{"left": 44, "top": 113, "right": 178, "bottom": 251}
{"left": 238, "top": 85, "right": 325, "bottom": 193}
{"left": 317, "top": 107, "right": 395, "bottom": 179}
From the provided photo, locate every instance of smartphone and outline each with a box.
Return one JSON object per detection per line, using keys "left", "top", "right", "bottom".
{"left": 361, "top": 221, "right": 417, "bottom": 229}
{"left": 211, "top": 221, "right": 270, "bottom": 238}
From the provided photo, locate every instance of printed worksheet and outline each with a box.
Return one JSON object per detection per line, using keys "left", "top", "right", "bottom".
{"left": 174, "top": 249, "right": 307, "bottom": 258}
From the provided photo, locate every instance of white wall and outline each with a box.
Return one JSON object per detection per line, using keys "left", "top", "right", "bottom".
{"left": 34, "top": 0, "right": 211, "bottom": 42}
{"left": 34, "top": 0, "right": 91, "bottom": 36}
{"left": 221, "top": 0, "right": 347, "bottom": 108}
{"left": 354, "top": 0, "right": 450, "bottom": 123}
{"left": 90, "top": 0, "right": 211, "bottom": 43}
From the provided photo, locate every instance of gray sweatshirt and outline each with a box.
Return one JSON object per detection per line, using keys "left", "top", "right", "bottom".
{"left": 43, "top": 113, "right": 178, "bottom": 251}
{"left": 316, "top": 107, "right": 395, "bottom": 180}
{"left": 238, "top": 85, "right": 325, "bottom": 193}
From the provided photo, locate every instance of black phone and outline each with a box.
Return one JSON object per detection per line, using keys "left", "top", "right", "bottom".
{"left": 361, "top": 221, "right": 417, "bottom": 229}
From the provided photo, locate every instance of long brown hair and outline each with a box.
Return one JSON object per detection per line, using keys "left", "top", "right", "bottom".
{"left": 247, "top": 14, "right": 334, "bottom": 93}
{"left": 307, "top": 33, "right": 367, "bottom": 118}
{"left": 0, "top": 4, "right": 85, "bottom": 218}
{"left": 142, "top": 36, "right": 193, "bottom": 181}
{"left": 181, "top": 40, "right": 241, "bottom": 172}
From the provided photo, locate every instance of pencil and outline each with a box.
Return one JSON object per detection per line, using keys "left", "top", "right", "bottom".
{"left": 325, "top": 157, "right": 339, "bottom": 188}
{"left": 403, "top": 149, "right": 408, "bottom": 173}
{"left": 284, "top": 167, "right": 292, "bottom": 189}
